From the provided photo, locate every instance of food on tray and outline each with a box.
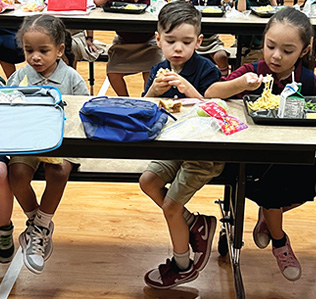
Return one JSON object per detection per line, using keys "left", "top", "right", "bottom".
{"left": 254, "top": 5, "right": 274, "bottom": 12}
{"left": 202, "top": 6, "right": 222, "bottom": 12}
{"left": 0, "top": 0, "right": 14, "bottom": 13}
{"left": 156, "top": 68, "right": 171, "bottom": 79}
{"left": 125, "top": 4, "right": 140, "bottom": 9}
{"left": 247, "top": 74, "right": 280, "bottom": 111}
{"left": 21, "top": 1, "right": 45, "bottom": 12}
{"left": 159, "top": 99, "right": 182, "bottom": 113}
{"left": 306, "top": 112, "right": 316, "bottom": 119}
{"left": 304, "top": 100, "right": 316, "bottom": 111}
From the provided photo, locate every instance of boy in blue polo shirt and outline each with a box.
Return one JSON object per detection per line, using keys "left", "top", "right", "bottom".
{"left": 139, "top": 0, "right": 223, "bottom": 289}
{"left": 142, "top": 0, "right": 220, "bottom": 99}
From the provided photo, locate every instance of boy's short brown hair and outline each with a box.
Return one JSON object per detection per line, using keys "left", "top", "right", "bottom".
{"left": 157, "top": 0, "right": 201, "bottom": 35}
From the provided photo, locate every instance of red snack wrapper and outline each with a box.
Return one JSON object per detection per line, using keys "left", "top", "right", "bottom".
{"left": 218, "top": 116, "right": 248, "bottom": 135}
{"left": 200, "top": 101, "right": 247, "bottom": 135}
{"left": 200, "top": 101, "right": 227, "bottom": 118}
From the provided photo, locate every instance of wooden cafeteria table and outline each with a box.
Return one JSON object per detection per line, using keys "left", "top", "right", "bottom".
{"left": 45, "top": 96, "right": 316, "bottom": 298}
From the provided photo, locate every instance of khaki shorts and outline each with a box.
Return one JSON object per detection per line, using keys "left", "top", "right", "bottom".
{"left": 145, "top": 160, "right": 225, "bottom": 205}
{"left": 9, "top": 156, "right": 80, "bottom": 171}
{"left": 196, "top": 34, "right": 230, "bottom": 56}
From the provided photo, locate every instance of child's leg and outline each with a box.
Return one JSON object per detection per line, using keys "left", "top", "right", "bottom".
{"left": 9, "top": 162, "right": 39, "bottom": 213}
{"left": 107, "top": 72, "right": 129, "bottom": 96}
{"left": 139, "top": 170, "right": 168, "bottom": 208}
{"left": 24, "top": 160, "right": 72, "bottom": 275}
{"left": 142, "top": 161, "right": 223, "bottom": 289}
{"left": 262, "top": 203, "right": 303, "bottom": 240}
{"left": 0, "top": 160, "right": 15, "bottom": 263}
{"left": 39, "top": 160, "right": 73, "bottom": 215}
{"left": 162, "top": 196, "right": 189, "bottom": 255}
{"left": 261, "top": 205, "right": 302, "bottom": 281}
{"left": 0, "top": 161, "right": 13, "bottom": 227}
{"left": 140, "top": 170, "right": 193, "bottom": 257}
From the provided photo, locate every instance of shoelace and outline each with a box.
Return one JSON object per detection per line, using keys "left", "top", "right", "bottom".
{"left": 0, "top": 235, "right": 12, "bottom": 247}
{"left": 276, "top": 250, "right": 297, "bottom": 268}
{"left": 30, "top": 227, "right": 47, "bottom": 257}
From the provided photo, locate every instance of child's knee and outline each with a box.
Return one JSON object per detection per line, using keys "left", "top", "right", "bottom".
{"left": 0, "top": 164, "right": 8, "bottom": 182}
{"left": 44, "top": 163, "right": 72, "bottom": 184}
{"left": 139, "top": 171, "right": 153, "bottom": 192}
{"left": 9, "top": 163, "right": 34, "bottom": 186}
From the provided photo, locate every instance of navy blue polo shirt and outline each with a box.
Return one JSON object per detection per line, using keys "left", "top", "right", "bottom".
{"left": 142, "top": 51, "right": 221, "bottom": 98}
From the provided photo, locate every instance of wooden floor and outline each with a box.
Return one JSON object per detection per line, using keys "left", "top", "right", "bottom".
{"left": 1, "top": 31, "right": 316, "bottom": 298}
{"left": 2, "top": 182, "right": 316, "bottom": 299}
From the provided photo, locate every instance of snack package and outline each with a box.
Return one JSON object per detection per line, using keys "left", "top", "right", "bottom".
{"left": 278, "top": 82, "right": 305, "bottom": 118}
{"left": 199, "top": 100, "right": 248, "bottom": 135}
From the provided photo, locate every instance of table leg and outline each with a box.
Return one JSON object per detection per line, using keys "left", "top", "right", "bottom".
{"left": 232, "top": 163, "right": 246, "bottom": 299}
{"left": 216, "top": 163, "right": 246, "bottom": 299}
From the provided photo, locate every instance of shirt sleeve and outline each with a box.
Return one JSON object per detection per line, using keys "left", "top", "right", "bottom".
{"left": 219, "top": 63, "right": 256, "bottom": 98}
{"left": 199, "top": 65, "right": 221, "bottom": 97}
{"left": 72, "top": 71, "right": 89, "bottom": 96}
{"left": 220, "top": 63, "right": 255, "bottom": 82}
{"left": 6, "top": 70, "right": 24, "bottom": 87}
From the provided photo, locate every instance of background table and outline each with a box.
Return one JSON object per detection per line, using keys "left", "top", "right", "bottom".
{"left": 0, "top": 7, "right": 292, "bottom": 35}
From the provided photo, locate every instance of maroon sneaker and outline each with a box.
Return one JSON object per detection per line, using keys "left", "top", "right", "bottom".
{"left": 189, "top": 214, "right": 216, "bottom": 271}
{"left": 253, "top": 207, "right": 271, "bottom": 249}
{"left": 144, "top": 258, "right": 198, "bottom": 289}
{"left": 272, "top": 235, "right": 301, "bottom": 281}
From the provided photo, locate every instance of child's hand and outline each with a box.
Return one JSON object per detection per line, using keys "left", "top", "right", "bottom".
{"left": 242, "top": 73, "right": 263, "bottom": 91}
{"left": 147, "top": 76, "right": 173, "bottom": 97}
{"left": 161, "top": 72, "right": 202, "bottom": 98}
{"left": 86, "top": 38, "right": 98, "bottom": 53}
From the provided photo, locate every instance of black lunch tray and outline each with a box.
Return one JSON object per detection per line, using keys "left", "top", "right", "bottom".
{"left": 243, "top": 94, "right": 316, "bottom": 126}
{"left": 250, "top": 6, "right": 285, "bottom": 18}
{"left": 196, "top": 5, "right": 225, "bottom": 17}
{"left": 102, "top": 2, "right": 147, "bottom": 14}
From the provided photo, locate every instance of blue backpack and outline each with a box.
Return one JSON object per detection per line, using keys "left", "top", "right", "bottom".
{"left": 79, "top": 97, "right": 172, "bottom": 142}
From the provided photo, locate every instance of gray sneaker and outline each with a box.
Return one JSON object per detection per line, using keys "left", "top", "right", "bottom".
{"left": 19, "top": 222, "right": 54, "bottom": 274}
{"left": 19, "top": 220, "right": 54, "bottom": 262}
